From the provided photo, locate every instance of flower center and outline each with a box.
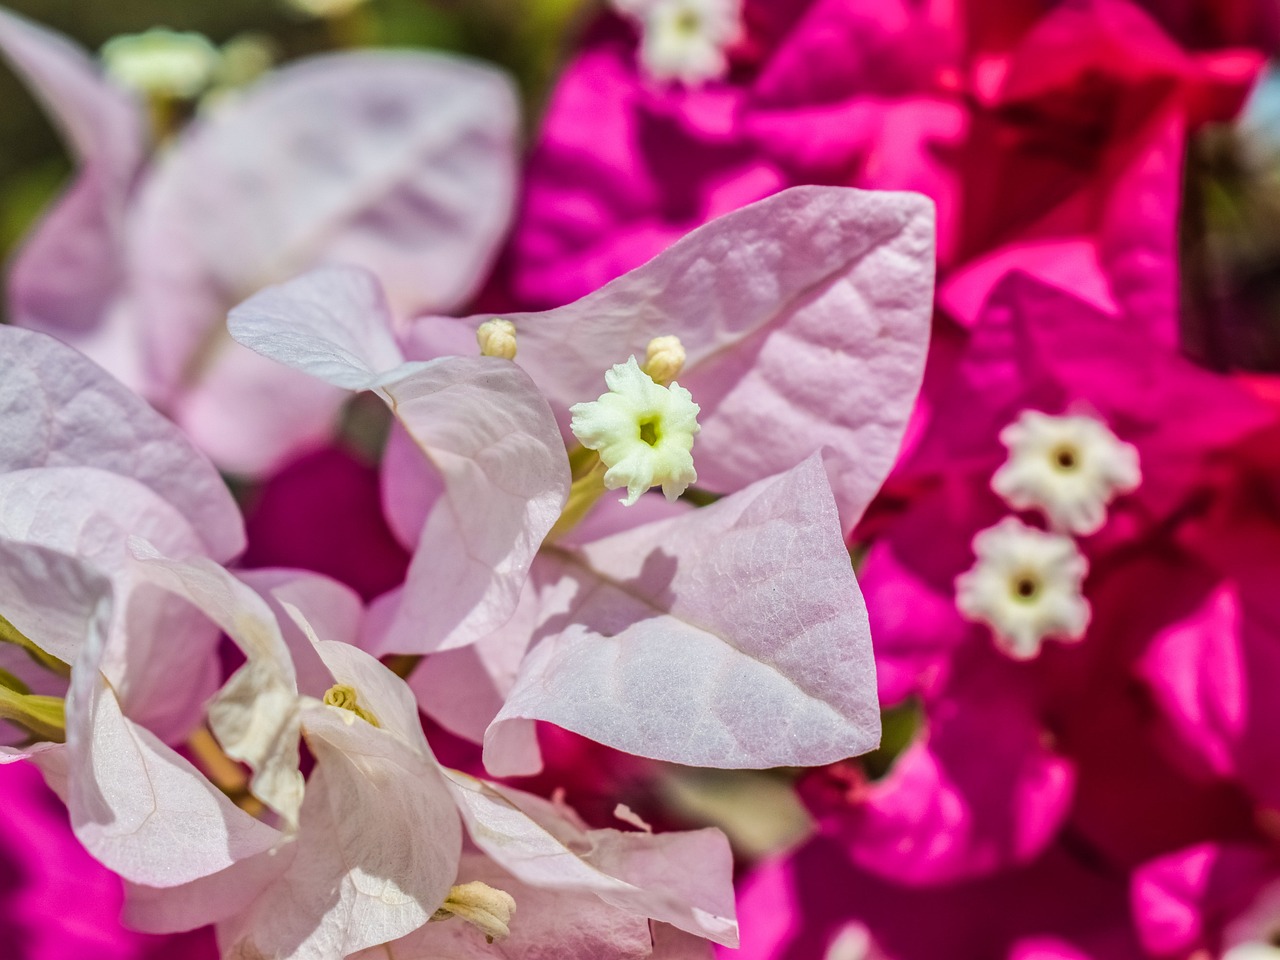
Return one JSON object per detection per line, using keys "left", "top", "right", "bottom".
{"left": 1011, "top": 573, "right": 1040, "bottom": 602}
{"left": 674, "top": 8, "right": 702, "bottom": 35}
{"left": 1050, "top": 444, "right": 1080, "bottom": 472}
{"left": 322, "top": 684, "right": 379, "bottom": 727}
{"left": 639, "top": 417, "right": 660, "bottom": 446}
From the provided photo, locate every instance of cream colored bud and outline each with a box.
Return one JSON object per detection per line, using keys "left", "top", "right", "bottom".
{"left": 642, "top": 335, "right": 686, "bottom": 384}
{"left": 476, "top": 319, "right": 518, "bottom": 360}
{"left": 431, "top": 881, "right": 517, "bottom": 943}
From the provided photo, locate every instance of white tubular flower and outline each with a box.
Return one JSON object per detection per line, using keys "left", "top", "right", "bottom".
{"left": 613, "top": 0, "right": 741, "bottom": 85}
{"left": 955, "top": 517, "right": 1090, "bottom": 660}
{"left": 100, "top": 28, "right": 221, "bottom": 100}
{"left": 570, "top": 355, "right": 700, "bottom": 506}
{"left": 282, "top": 0, "right": 370, "bottom": 19}
{"left": 476, "top": 318, "right": 518, "bottom": 360}
{"left": 991, "top": 411, "right": 1140, "bottom": 536}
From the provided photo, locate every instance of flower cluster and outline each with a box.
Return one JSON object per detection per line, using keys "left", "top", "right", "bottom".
{"left": 4, "top": 0, "right": 1280, "bottom": 957}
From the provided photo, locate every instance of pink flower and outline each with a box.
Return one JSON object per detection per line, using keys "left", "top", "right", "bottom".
{"left": 507, "top": 0, "right": 1261, "bottom": 323}
{"left": 723, "top": 836, "right": 1142, "bottom": 960}
{"left": 0, "top": 8, "right": 519, "bottom": 475}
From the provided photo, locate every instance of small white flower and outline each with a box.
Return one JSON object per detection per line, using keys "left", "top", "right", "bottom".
{"left": 955, "top": 517, "right": 1090, "bottom": 660}
{"left": 570, "top": 355, "right": 700, "bottom": 506}
{"left": 612, "top": 0, "right": 741, "bottom": 85}
{"left": 282, "top": 0, "right": 370, "bottom": 19}
{"left": 101, "top": 28, "right": 221, "bottom": 100}
{"left": 991, "top": 411, "right": 1140, "bottom": 535}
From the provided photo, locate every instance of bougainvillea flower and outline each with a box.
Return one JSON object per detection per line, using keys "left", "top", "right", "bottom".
{"left": 903, "top": 272, "right": 1272, "bottom": 528}
{"left": 479, "top": 453, "right": 880, "bottom": 777}
{"left": 230, "top": 266, "right": 571, "bottom": 654}
{"left": 230, "top": 187, "right": 923, "bottom": 774}
{"left": 403, "top": 185, "right": 936, "bottom": 533}
{"left": 508, "top": 0, "right": 1259, "bottom": 325}
{"left": 119, "top": 550, "right": 738, "bottom": 957}
{"left": 725, "top": 836, "right": 1142, "bottom": 960}
{"left": 0, "top": 9, "right": 519, "bottom": 474}
{"left": 0, "top": 326, "right": 245, "bottom": 742}
{"left": 1132, "top": 842, "right": 1280, "bottom": 958}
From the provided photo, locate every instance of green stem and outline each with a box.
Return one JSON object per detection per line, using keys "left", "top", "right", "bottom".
{"left": 0, "top": 615, "right": 69, "bottom": 678}
{"left": 0, "top": 684, "right": 65, "bottom": 744}
{"left": 544, "top": 447, "right": 608, "bottom": 545}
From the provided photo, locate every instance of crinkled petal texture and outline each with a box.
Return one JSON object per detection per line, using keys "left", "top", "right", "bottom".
{"left": 131, "top": 547, "right": 305, "bottom": 829}
{"left": 485, "top": 453, "right": 880, "bottom": 775}
{"left": 443, "top": 771, "right": 738, "bottom": 946}
{"left": 377, "top": 358, "right": 570, "bottom": 654}
{"left": 350, "top": 851, "right": 656, "bottom": 960}
{"left": 0, "top": 468, "right": 221, "bottom": 743}
{"left": 407, "top": 185, "right": 935, "bottom": 530}
{"left": 227, "top": 266, "right": 411, "bottom": 392}
{"left": 0, "top": 326, "right": 245, "bottom": 561}
{"left": 56, "top": 559, "right": 280, "bottom": 889}
{"left": 230, "top": 280, "right": 571, "bottom": 653}
{"left": 219, "top": 641, "right": 462, "bottom": 960}
{"left": 0, "top": 8, "right": 145, "bottom": 357}
{"left": 128, "top": 51, "right": 518, "bottom": 474}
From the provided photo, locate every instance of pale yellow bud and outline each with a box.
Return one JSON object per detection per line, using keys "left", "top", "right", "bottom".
{"left": 476, "top": 319, "right": 518, "bottom": 360}
{"left": 642, "top": 335, "right": 686, "bottom": 384}
{"left": 431, "top": 881, "right": 517, "bottom": 943}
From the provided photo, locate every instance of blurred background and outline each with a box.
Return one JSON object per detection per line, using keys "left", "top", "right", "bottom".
{"left": 0, "top": 0, "right": 594, "bottom": 280}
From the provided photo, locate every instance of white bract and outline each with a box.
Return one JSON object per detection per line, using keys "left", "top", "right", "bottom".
{"left": 570, "top": 356, "right": 700, "bottom": 506}
{"left": 955, "top": 517, "right": 1090, "bottom": 660}
{"left": 100, "top": 28, "right": 221, "bottom": 100}
{"left": 612, "top": 0, "right": 741, "bottom": 85}
{"left": 991, "top": 410, "right": 1140, "bottom": 535}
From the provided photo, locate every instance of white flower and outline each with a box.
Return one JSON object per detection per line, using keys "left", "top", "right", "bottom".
{"left": 612, "top": 0, "right": 741, "bottom": 85}
{"left": 955, "top": 517, "right": 1090, "bottom": 660}
{"left": 282, "top": 0, "right": 370, "bottom": 19}
{"left": 100, "top": 28, "right": 221, "bottom": 100}
{"left": 991, "top": 410, "right": 1140, "bottom": 535}
{"left": 570, "top": 355, "right": 700, "bottom": 506}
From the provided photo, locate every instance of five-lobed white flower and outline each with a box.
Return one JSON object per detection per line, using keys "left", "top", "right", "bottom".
{"left": 992, "top": 410, "right": 1140, "bottom": 536}
{"left": 612, "top": 0, "right": 742, "bottom": 85}
{"left": 100, "top": 28, "right": 221, "bottom": 100}
{"left": 955, "top": 517, "right": 1091, "bottom": 660}
{"left": 570, "top": 355, "right": 700, "bottom": 506}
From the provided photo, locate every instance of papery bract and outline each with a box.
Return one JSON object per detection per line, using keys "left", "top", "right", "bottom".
{"left": 410, "top": 185, "right": 936, "bottom": 531}
{"left": 1, "top": 14, "right": 521, "bottom": 475}
{"left": 484, "top": 454, "right": 879, "bottom": 775}
{"left": 230, "top": 273, "right": 570, "bottom": 653}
